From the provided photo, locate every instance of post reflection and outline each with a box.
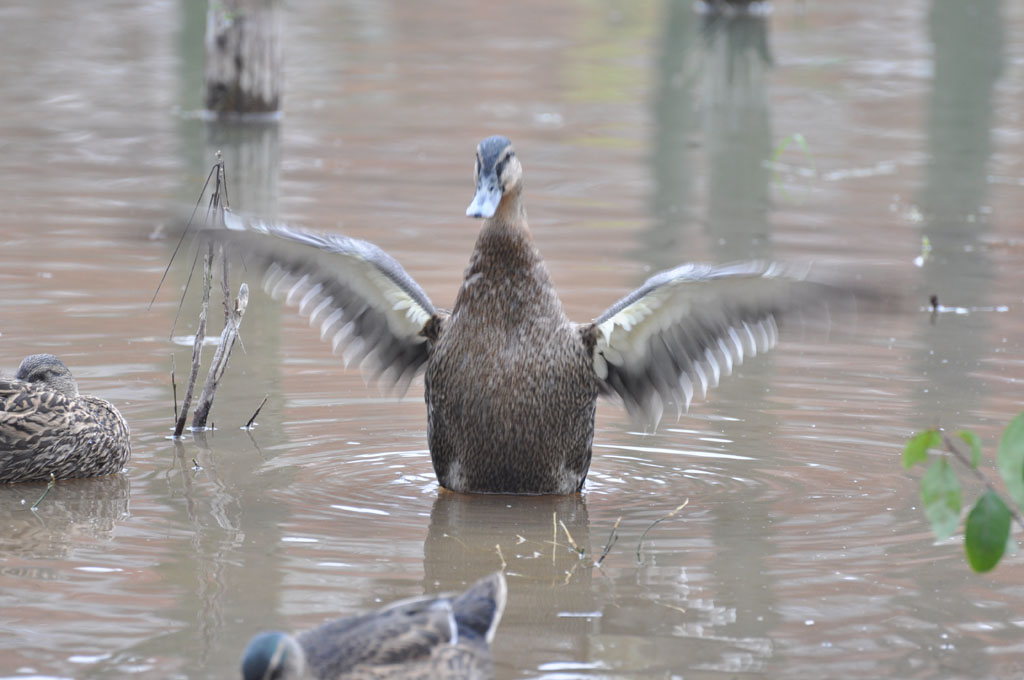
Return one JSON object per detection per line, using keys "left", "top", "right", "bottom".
{"left": 646, "top": 1, "right": 775, "bottom": 270}
{"left": 700, "top": 11, "right": 774, "bottom": 262}
{"left": 901, "top": 3, "right": 1005, "bottom": 673}
{"left": 642, "top": 2, "right": 780, "bottom": 672}
{"left": 913, "top": 0, "right": 1003, "bottom": 421}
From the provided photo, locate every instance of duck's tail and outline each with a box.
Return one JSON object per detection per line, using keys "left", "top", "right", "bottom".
{"left": 452, "top": 571, "right": 508, "bottom": 645}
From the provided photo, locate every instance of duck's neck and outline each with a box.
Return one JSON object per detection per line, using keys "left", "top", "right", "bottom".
{"left": 488, "top": 188, "right": 528, "bottom": 234}
{"left": 456, "top": 189, "right": 563, "bottom": 319}
{"left": 472, "top": 189, "right": 536, "bottom": 269}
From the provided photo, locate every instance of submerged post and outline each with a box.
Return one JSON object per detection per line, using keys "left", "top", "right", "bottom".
{"left": 204, "top": 0, "right": 283, "bottom": 117}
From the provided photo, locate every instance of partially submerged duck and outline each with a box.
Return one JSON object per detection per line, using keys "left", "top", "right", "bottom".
{"left": 209, "top": 135, "right": 849, "bottom": 495}
{"left": 241, "top": 571, "right": 507, "bottom": 680}
{"left": 0, "top": 354, "right": 130, "bottom": 483}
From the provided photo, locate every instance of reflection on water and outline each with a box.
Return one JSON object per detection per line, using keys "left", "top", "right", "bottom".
{"left": 0, "top": 476, "right": 130, "bottom": 559}
{"left": 2, "top": 1, "right": 1024, "bottom": 679}
{"left": 912, "top": 0, "right": 1003, "bottom": 423}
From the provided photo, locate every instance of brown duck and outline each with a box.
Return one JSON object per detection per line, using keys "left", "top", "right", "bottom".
{"left": 212, "top": 135, "right": 841, "bottom": 495}
{"left": 240, "top": 571, "right": 506, "bottom": 680}
{"left": 0, "top": 354, "right": 131, "bottom": 483}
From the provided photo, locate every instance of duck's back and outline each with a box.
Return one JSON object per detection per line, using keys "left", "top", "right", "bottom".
{"left": 0, "top": 381, "right": 130, "bottom": 483}
{"left": 424, "top": 222, "right": 598, "bottom": 494}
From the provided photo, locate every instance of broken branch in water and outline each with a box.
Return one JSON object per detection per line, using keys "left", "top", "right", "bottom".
{"left": 192, "top": 282, "right": 249, "bottom": 429}
{"left": 244, "top": 395, "right": 269, "bottom": 430}
{"left": 636, "top": 499, "right": 690, "bottom": 563}
{"left": 165, "top": 154, "right": 248, "bottom": 437}
{"left": 173, "top": 243, "right": 211, "bottom": 438}
{"left": 559, "top": 519, "right": 584, "bottom": 557}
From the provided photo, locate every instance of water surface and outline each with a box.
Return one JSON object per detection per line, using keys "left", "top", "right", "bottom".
{"left": 2, "top": 1, "right": 1024, "bottom": 678}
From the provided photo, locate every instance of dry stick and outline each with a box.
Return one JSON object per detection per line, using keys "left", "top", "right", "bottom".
{"left": 942, "top": 433, "right": 1024, "bottom": 532}
{"left": 219, "top": 243, "right": 231, "bottom": 326}
{"left": 192, "top": 283, "right": 249, "bottom": 429}
{"left": 213, "top": 158, "right": 233, "bottom": 327}
{"left": 149, "top": 163, "right": 218, "bottom": 311}
{"left": 552, "top": 511, "right": 558, "bottom": 566}
{"left": 171, "top": 355, "right": 179, "bottom": 425}
{"left": 170, "top": 247, "right": 204, "bottom": 341}
{"left": 595, "top": 516, "right": 622, "bottom": 567}
{"left": 174, "top": 243, "right": 213, "bottom": 437}
{"left": 559, "top": 520, "right": 584, "bottom": 556}
{"left": 31, "top": 473, "right": 56, "bottom": 511}
{"left": 244, "top": 395, "right": 268, "bottom": 430}
{"left": 636, "top": 499, "right": 690, "bottom": 563}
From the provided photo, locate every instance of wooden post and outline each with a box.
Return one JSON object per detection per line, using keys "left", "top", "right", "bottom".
{"left": 204, "top": 0, "right": 283, "bottom": 117}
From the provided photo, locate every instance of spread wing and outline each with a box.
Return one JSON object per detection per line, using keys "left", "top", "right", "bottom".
{"left": 585, "top": 261, "right": 840, "bottom": 426}
{"left": 206, "top": 210, "right": 442, "bottom": 392}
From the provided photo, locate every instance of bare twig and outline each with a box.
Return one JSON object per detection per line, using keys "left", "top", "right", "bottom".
{"left": 31, "top": 473, "right": 56, "bottom": 511}
{"left": 244, "top": 395, "right": 269, "bottom": 430}
{"left": 169, "top": 246, "right": 204, "bottom": 341}
{"left": 495, "top": 544, "right": 507, "bottom": 571}
{"left": 174, "top": 243, "right": 212, "bottom": 437}
{"left": 193, "top": 283, "right": 249, "bottom": 429}
{"left": 637, "top": 499, "right": 690, "bottom": 563}
{"left": 552, "top": 511, "right": 558, "bottom": 566}
{"left": 171, "top": 355, "right": 179, "bottom": 426}
{"left": 559, "top": 519, "right": 584, "bottom": 556}
{"left": 941, "top": 433, "right": 1024, "bottom": 532}
{"left": 595, "top": 516, "right": 622, "bottom": 567}
{"left": 219, "top": 244, "right": 231, "bottom": 326}
{"left": 149, "top": 163, "right": 219, "bottom": 310}
{"left": 170, "top": 155, "right": 228, "bottom": 339}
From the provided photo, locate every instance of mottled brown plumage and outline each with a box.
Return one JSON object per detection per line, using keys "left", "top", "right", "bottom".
{"left": 0, "top": 354, "right": 130, "bottom": 484}
{"left": 425, "top": 142, "right": 598, "bottom": 494}
{"left": 241, "top": 571, "right": 506, "bottom": 680}
{"left": 205, "top": 135, "right": 850, "bottom": 495}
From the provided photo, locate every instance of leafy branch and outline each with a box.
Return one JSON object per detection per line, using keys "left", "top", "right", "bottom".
{"left": 903, "top": 413, "right": 1024, "bottom": 572}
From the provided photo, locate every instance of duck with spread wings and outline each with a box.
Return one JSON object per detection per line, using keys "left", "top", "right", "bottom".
{"left": 204, "top": 135, "right": 851, "bottom": 495}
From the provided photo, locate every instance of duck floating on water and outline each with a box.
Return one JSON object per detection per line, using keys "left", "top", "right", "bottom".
{"left": 241, "top": 571, "right": 506, "bottom": 680}
{"left": 208, "top": 135, "right": 851, "bottom": 495}
{"left": 0, "top": 354, "right": 131, "bottom": 484}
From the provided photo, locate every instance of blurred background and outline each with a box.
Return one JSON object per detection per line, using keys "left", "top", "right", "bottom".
{"left": 1, "top": 1, "right": 1023, "bottom": 678}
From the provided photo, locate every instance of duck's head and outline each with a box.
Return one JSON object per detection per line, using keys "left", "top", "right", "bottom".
{"left": 16, "top": 354, "right": 79, "bottom": 398}
{"left": 241, "top": 631, "right": 306, "bottom": 680}
{"left": 466, "top": 135, "right": 522, "bottom": 219}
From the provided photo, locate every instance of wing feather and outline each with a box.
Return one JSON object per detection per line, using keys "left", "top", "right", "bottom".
{"left": 586, "top": 261, "right": 839, "bottom": 426}
{"left": 201, "top": 210, "right": 441, "bottom": 391}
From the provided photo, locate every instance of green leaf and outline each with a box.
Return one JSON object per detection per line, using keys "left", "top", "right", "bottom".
{"left": 997, "top": 413, "right": 1024, "bottom": 510}
{"left": 904, "top": 429, "right": 941, "bottom": 469}
{"left": 956, "top": 430, "right": 982, "bottom": 468}
{"left": 920, "top": 459, "right": 961, "bottom": 541}
{"left": 965, "top": 491, "right": 1011, "bottom": 573}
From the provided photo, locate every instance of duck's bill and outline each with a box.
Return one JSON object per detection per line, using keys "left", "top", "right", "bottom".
{"left": 466, "top": 182, "right": 502, "bottom": 218}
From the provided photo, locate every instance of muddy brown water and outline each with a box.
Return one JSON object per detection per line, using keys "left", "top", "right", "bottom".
{"left": 2, "top": 1, "right": 1024, "bottom": 678}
